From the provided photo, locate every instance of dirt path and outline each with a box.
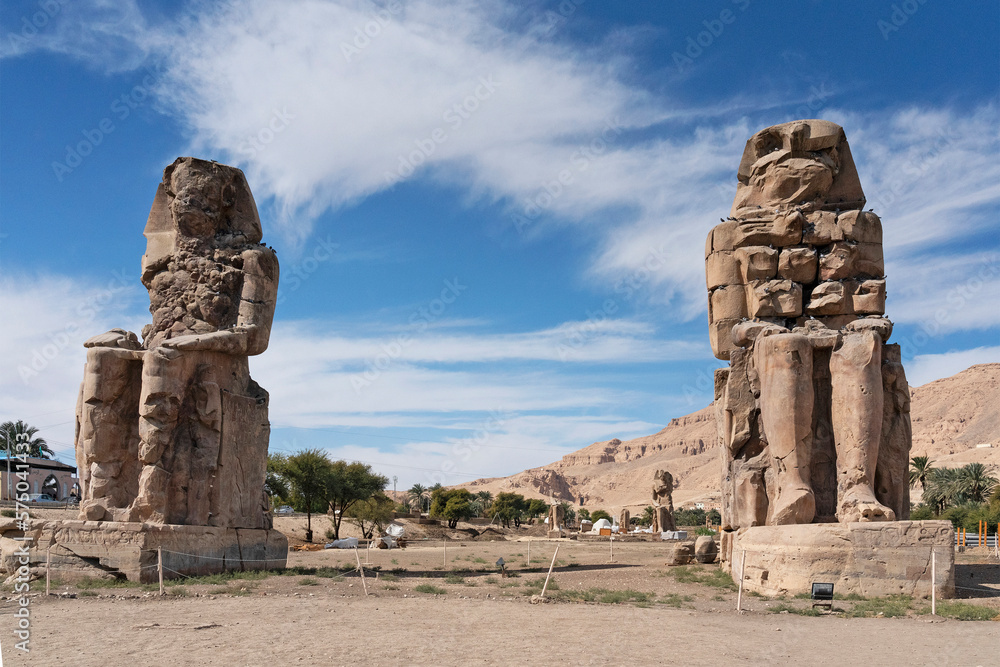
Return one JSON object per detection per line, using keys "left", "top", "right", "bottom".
{"left": 6, "top": 593, "right": 997, "bottom": 666}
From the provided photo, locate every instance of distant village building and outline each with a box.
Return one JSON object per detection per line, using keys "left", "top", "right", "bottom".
{"left": 0, "top": 456, "right": 78, "bottom": 501}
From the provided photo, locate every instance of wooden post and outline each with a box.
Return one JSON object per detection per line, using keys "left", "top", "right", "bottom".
{"left": 45, "top": 547, "right": 51, "bottom": 596}
{"left": 540, "top": 545, "right": 559, "bottom": 599}
{"left": 526, "top": 540, "right": 530, "bottom": 567}
{"left": 157, "top": 546, "right": 164, "bottom": 596}
{"left": 931, "top": 549, "right": 936, "bottom": 616}
{"left": 609, "top": 535, "right": 614, "bottom": 563}
{"left": 354, "top": 546, "right": 369, "bottom": 596}
{"left": 443, "top": 539, "right": 447, "bottom": 568}
{"left": 736, "top": 549, "right": 746, "bottom": 612}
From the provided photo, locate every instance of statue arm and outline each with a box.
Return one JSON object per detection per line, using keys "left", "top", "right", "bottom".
{"left": 83, "top": 328, "right": 141, "bottom": 350}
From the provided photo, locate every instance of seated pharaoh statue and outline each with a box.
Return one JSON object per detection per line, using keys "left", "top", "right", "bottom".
{"left": 74, "top": 157, "right": 278, "bottom": 530}
{"left": 707, "top": 120, "right": 911, "bottom": 531}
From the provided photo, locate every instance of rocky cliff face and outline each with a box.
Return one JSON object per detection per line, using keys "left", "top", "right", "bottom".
{"left": 458, "top": 363, "right": 1000, "bottom": 512}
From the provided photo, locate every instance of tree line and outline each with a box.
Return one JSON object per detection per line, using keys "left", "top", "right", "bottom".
{"left": 909, "top": 457, "right": 999, "bottom": 530}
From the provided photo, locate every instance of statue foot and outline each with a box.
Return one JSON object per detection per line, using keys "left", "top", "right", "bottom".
{"left": 770, "top": 486, "right": 816, "bottom": 525}
{"left": 838, "top": 486, "right": 895, "bottom": 523}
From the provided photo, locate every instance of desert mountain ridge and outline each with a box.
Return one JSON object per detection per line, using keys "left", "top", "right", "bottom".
{"left": 458, "top": 363, "right": 1000, "bottom": 513}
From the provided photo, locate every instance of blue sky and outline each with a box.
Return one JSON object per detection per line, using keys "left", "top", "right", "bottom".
{"left": 1, "top": 0, "right": 998, "bottom": 489}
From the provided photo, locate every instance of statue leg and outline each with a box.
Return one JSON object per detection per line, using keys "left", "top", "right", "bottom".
{"left": 76, "top": 347, "right": 142, "bottom": 521}
{"left": 754, "top": 333, "right": 816, "bottom": 524}
{"left": 131, "top": 348, "right": 187, "bottom": 523}
{"left": 831, "top": 331, "right": 894, "bottom": 522}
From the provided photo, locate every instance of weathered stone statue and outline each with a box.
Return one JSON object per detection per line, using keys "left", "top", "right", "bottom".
{"left": 75, "top": 157, "right": 278, "bottom": 530}
{"left": 0, "top": 158, "right": 287, "bottom": 583}
{"left": 548, "top": 503, "right": 565, "bottom": 537}
{"left": 618, "top": 508, "right": 630, "bottom": 533}
{"left": 707, "top": 120, "right": 911, "bottom": 530}
{"left": 651, "top": 469, "right": 676, "bottom": 532}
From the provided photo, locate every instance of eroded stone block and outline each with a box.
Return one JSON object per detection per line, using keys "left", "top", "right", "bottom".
{"left": 735, "top": 246, "right": 778, "bottom": 282}
{"left": 777, "top": 247, "right": 818, "bottom": 283}
{"left": 747, "top": 280, "right": 802, "bottom": 318}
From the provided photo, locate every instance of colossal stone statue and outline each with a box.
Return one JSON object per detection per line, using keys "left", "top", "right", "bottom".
{"left": 548, "top": 503, "right": 565, "bottom": 537}
{"left": 0, "top": 158, "right": 287, "bottom": 584}
{"left": 707, "top": 120, "right": 911, "bottom": 531}
{"left": 75, "top": 157, "right": 278, "bottom": 530}
{"left": 651, "top": 469, "right": 676, "bottom": 532}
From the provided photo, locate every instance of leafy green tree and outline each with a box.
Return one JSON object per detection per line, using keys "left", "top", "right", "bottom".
{"left": 264, "top": 453, "right": 290, "bottom": 503}
{"left": 429, "top": 488, "right": 474, "bottom": 528}
{"left": 1, "top": 420, "right": 55, "bottom": 460}
{"left": 276, "top": 449, "right": 334, "bottom": 542}
{"left": 492, "top": 492, "right": 526, "bottom": 528}
{"left": 590, "top": 509, "right": 612, "bottom": 524}
{"left": 326, "top": 461, "right": 389, "bottom": 540}
{"left": 525, "top": 498, "right": 549, "bottom": 519}
{"left": 909, "top": 456, "right": 934, "bottom": 492}
{"left": 673, "top": 508, "right": 707, "bottom": 527}
{"left": 707, "top": 509, "right": 722, "bottom": 525}
{"left": 578, "top": 508, "right": 591, "bottom": 523}
{"left": 345, "top": 493, "right": 395, "bottom": 539}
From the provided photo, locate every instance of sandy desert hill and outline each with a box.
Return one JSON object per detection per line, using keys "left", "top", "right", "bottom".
{"left": 459, "top": 363, "right": 1000, "bottom": 513}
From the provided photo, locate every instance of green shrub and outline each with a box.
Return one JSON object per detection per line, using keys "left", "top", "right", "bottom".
{"left": 934, "top": 601, "right": 998, "bottom": 621}
{"left": 414, "top": 584, "right": 446, "bottom": 595}
{"left": 770, "top": 603, "right": 821, "bottom": 616}
{"left": 843, "top": 595, "right": 912, "bottom": 618}
{"left": 444, "top": 574, "right": 465, "bottom": 584}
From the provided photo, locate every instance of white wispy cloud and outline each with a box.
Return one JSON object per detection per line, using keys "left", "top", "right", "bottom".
{"left": 5, "top": 1, "right": 999, "bottom": 329}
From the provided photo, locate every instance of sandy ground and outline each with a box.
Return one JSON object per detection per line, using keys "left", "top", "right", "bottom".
{"left": 2, "top": 532, "right": 998, "bottom": 666}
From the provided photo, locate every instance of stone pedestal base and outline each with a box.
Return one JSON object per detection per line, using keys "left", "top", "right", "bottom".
{"left": 547, "top": 530, "right": 563, "bottom": 539}
{"left": 12, "top": 520, "right": 288, "bottom": 584}
{"left": 720, "top": 520, "right": 954, "bottom": 598}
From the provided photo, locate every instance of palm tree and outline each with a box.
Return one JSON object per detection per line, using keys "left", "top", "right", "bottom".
{"left": 408, "top": 483, "right": 428, "bottom": 513}
{"left": 955, "top": 463, "right": 998, "bottom": 505}
{"left": 924, "top": 467, "right": 961, "bottom": 513}
{"left": 909, "top": 456, "right": 934, "bottom": 492}
{"left": 476, "top": 490, "right": 493, "bottom": 516}
{"left": 0, "top": 420, "right": 55, "bottom": 459}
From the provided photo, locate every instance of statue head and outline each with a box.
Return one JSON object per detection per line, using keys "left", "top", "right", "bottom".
{"left": 731, "top": 119, "right": 864, "bottom": 215}
{"left": 142, "top": 157, "right": 262, "bottom": 283}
